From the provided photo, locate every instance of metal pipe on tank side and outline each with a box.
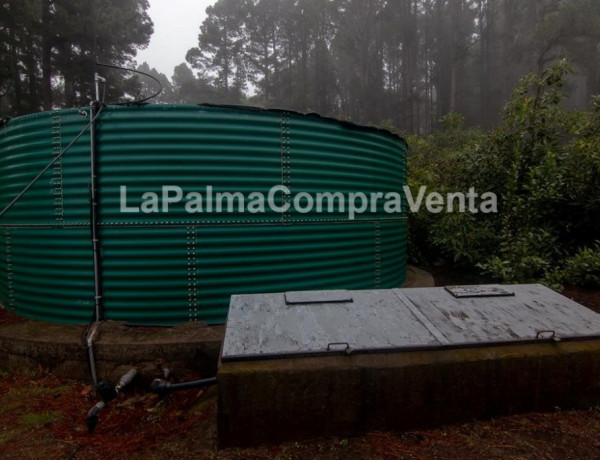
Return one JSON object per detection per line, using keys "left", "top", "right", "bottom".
{"left": 89, "top": 84, "right": 103, "bottom": 322}
{"left": 85, "top": 322, "right": 100, "bottom": 386}
{"left": 85, "top": 73, "right": 106, "bottom": 390}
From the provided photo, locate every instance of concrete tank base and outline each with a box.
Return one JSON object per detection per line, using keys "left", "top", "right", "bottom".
{"left": 0, "top": 318, "right": 224, "bottom": 382}
{"left": 217, "top": 339, "right": 600, "bottom": 448}
{"left": 217, "top": 285, "right": 600, "bottom": 447}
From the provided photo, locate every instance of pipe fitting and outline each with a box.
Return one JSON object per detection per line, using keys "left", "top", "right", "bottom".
{"left": 86, "top": 400, "right": 105, "bottom": 434}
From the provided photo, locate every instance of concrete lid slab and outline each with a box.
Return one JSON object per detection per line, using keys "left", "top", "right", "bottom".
{"left": 223, "top": 289, "right": 440, "bottom": 361}
{"left": 402, "top": 284, "right": 600, "bottom": 344}
{"left": 222, "top": 284, "right": 600, "bottom": 361}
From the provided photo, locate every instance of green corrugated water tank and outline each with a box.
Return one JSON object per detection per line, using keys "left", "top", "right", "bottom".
{"left": 0, "top": 104, "right": 407, "bottom": 325}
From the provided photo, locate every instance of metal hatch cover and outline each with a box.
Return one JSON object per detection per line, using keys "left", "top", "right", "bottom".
{"left": 221, "top": 284, "right": 600, "bottom": 362}
{"left": 445, "top": 285, "right": 515, "bottom": 298}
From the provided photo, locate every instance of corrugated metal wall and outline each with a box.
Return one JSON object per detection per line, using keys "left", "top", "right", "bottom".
{"left": 0, "top": 104, "right": 407, "bottom": 325}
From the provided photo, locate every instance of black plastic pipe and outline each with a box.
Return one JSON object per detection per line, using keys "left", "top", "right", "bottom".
{"left": 149, "top": 377, "right": 217, "bottom": 395}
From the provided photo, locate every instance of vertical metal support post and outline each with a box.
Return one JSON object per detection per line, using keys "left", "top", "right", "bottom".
{"left": 90, "top": 77, "right": 103, "bottom": 322}
{"left": 85, "top": 73, "right": 105, "bottom": 389}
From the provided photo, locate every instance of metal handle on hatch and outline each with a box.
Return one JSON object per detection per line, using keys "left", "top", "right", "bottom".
{"left": 326, "top": 342, "right": 352, "bottom": 354}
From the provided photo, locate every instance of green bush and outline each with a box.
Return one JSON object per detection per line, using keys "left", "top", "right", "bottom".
{"left": 545, "top": 243, "right": 600, "bottom": 289}
{"left": 407, "top": 60, "right": 600, "bottom": 288}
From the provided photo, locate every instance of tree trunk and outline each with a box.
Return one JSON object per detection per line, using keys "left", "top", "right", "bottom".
{"left": 25, "top": 28, "right": 37, "bottom": 111}
{"left": 450, "top": 58, "right": 458, "bottom": 112}
{"left": 8, "top": 0, "right": 22, "bottom": 114}
{"left": 62, "top": 44, "right": 74, "bottom": 108}
{"left": 41, "top": 0, "right": 53, "bottom": 110}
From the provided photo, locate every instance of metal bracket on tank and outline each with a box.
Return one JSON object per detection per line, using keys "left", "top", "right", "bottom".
{"left": 51, "top": 109, "right": 64, "bottom": 226}
{"left": 280, "top": 112, "right": 291, "bottom": 225}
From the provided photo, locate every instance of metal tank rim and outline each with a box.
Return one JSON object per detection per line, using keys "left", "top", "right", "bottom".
{"left": 0, "top": 102, "right": 408, "bottom": 147}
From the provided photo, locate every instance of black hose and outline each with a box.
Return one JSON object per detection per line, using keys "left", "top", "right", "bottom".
{"left": 150, "top": 377, "right": 217, "bottom": 395}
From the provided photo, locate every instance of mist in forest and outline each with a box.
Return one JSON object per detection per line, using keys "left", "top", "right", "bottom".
{"left": 2, "top": 0, "right": 600, "bottom": 133}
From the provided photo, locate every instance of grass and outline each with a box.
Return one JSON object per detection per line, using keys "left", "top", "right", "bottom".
{"left": 19, "top": 411, "right": 61, "bottom": 426}
{"left": 0, "top": 427, "right": 16, "bottom": 446}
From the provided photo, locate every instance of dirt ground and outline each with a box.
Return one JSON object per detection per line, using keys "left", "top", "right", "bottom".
{"left": 1, "top": 286, "right": 600, "bottom": 459}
